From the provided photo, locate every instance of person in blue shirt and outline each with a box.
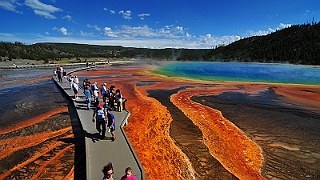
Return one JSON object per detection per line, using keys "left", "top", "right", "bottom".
{"left": 107, "top": 108, "right": 116, "bottom": 141}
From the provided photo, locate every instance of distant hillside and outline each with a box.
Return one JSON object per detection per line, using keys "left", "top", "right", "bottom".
{"left": 205, "top": 22, "right": 320, "bottom": 65}
{"left": 0, "top": 42, "right": 210, "bottom": 63}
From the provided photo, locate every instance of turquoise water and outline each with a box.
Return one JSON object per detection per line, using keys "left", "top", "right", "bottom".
{"left": 153, "top": 62, "right": 320, "bottom": 85}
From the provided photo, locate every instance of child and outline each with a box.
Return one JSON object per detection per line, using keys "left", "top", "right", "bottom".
{"left": 120, "top": 167, "right": 136, "bottom": 180}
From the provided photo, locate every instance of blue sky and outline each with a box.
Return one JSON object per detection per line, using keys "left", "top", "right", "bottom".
{"left": 0, "top": 0, "right": 319, "bottom": 49}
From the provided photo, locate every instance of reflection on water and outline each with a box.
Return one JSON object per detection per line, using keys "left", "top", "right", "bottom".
{"left": 0, "top": 69, "right": 64, "bottom": 131}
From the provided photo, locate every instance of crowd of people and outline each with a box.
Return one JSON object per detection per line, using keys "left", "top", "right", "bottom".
{"left": 54, "top": 66, "right": 138, "bottom": 178}
{"left": 81, "top": 78, "right": 127, "bottom": 112}
{"left": 53, "top": 65, "right": 67, "bottom": 82}
{"left": 54, "top": 65, "right": 126, "bottom": 111}
{"left": 54, "top": 66, "right": 127, "bottom": 141}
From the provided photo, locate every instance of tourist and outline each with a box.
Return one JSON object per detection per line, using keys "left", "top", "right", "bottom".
{"left": 56, "top": 65, "right": 62, "bottom": 82}
{"left": 71, "top": 79, "right": 79, "bottom": 100}
{"left": 93, "top": 86, "right": 99, "bottom": 107}
{"left": 114, "top": 89, "right": 127, "bottom": 112}
{"left": 83, "top": 78, "right": 91, "bottom": 94}
{"left": 84, "top": 82, "right": 92, "bottom": 109}
{"left": 120, "top": 167, "right": 136, "bottom": 180}
{"left": 68, "top": 75, "right": 74, "bottom": 90}
{"left": 101, "top": 83, "right": 108, "bottom": 103}
{"left": 60, "top": 66, "right": 64, "bottom": 81}
{"left": 108, "top": 85, "right": 115, "bottom": 110}
{"left": 92, "top": 103, "right": 107, "bottom": 139}
{"left": 53, "top": 70, "right": 57, "bottom": 79}
{"left": 62, "top": 69, "right": 67, "bottom": 80}
{"left": 102, "top": 162, "right": 114, "bottom": 180}
{"left": 107, "top": 108, "right": 116, "bottom": 141}
{"left": 91, "top": 82, "right": 99, "bottom": 102}
{"left": 74, "top": 75, "right": 79, "bottom": 84}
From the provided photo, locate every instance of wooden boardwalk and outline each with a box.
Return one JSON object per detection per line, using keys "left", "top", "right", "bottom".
{"left": 54, "top": 74, "right": 145, "bottom": 180}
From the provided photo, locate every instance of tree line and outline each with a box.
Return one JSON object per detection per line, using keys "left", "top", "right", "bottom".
{"left": 205, "top": 22, "right": 320, "bottom": 65}
{"left": 0, "top": 42, "right": 210, "bottom": 63}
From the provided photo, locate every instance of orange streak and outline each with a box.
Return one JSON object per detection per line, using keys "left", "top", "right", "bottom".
{"left": 0, "top": 127, "right": 72, "bottom": 161}
{"left": 0, "top": 133, "right": 74, "bottom": 180}
{"left": 30, "top": 144, "right": 74, "bottom": 180}
{"left": 171, "top": 87, "right": 265, "bottom": 179}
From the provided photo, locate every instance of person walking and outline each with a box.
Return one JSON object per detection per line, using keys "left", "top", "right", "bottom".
{"left": 91, "top": 81, "right": 99, "bottom": 102}
{"left": 53, "top": 70, "right": 57, "bottom": 79}
{"left": 107, "top": 108, "right": 116, "bottom": 141}
{"left": 120, "top": 167, "right": 137, "bottom": 180}
{"left": 92, "top": 103, "right": 107, "bottom": 139}
{"left": 114, "top": 89, "right": 126, "bottom": 112}
{"left": 101, "top": 83, "right": 108, "bottom": 103}
{"left": 108, "top": 85, "right": 115, "bottom": 110}
{"left": 102, "top": 162, "right": 114, "bottom": 180}
{"left": 84, "top": 82, "right": 92, "bottom": 110}
{"left": 71, "top": 79, "right": 79, "bottom": 100}
{"left": 56, "top": 65, "right": 62, "bottom": 82}
{"left": 74, "top": 75, "right": 79, "bottom": 84}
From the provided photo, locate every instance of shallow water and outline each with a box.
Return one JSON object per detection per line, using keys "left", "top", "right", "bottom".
{"left": 0, "top": 69, "right": 62, "bottom": 129}
{"left": 154, "top": 62, "right": 320, "bottom": 85}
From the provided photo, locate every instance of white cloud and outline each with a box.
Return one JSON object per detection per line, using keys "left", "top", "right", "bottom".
{"left": 98, "top": 24, "right": 240, "bottom": 48}
{"left": 158, "top": 25, "right": 185, "bottom": 38}
{"left": 0, "top": 30, "right": 242, "bottom": 49}
{"left": 0, "top": 0, "right": 22, "bottom": 13}
{"left": 279, "top": 23, "right": 291, "bottom": 29}
{"left": 53, "top": 27, "right": 70, "bottom": 35}
{"left": 0, "top": 32, "right": 15, "bottom": 37}
{"left": 103, "top": 7, "right": 115, "bottom": 14}
{"left": 24, "top": 0, "right": 62, "bottom": 19}
{"left": 101, "top": 25, "right": 188, "bottom": 39}
{"left": 303, "top": 10, "right": 310, "bottom": 16}
{"left": 62, "top": 15, "right": 72, "bottom": 21}
{"left": 246, "top": 23, "right": 292, "bottom": 37}
{"left": 138, "top": 13, "right": 150, "bottom": 20}
{"left": 87, "top": 24, "right": 101, "bottom": 31}
{"left": 103, "top": 27, "right": 118, "bottom": 37}
{"left": 119, "top": 10, "right": 132, "bottom": 20}
{"left": 80, "top": 30, "right": 94, "bottom": 36}
{"left": 198, "top": 34, "right": 241, "bottom": 47}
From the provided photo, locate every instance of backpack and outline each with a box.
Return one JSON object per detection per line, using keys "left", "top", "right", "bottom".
{"left": 96, "top": 108, "right": 106, "bottom": 121}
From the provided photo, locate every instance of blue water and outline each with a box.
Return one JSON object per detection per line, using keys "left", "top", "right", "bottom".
{"left": 154, "top": 62, "right": 320, "bottom": 85}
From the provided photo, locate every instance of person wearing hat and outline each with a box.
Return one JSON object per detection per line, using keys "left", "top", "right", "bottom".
{"left": 92, "top": 103, "right": 107, "bottom": 139}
